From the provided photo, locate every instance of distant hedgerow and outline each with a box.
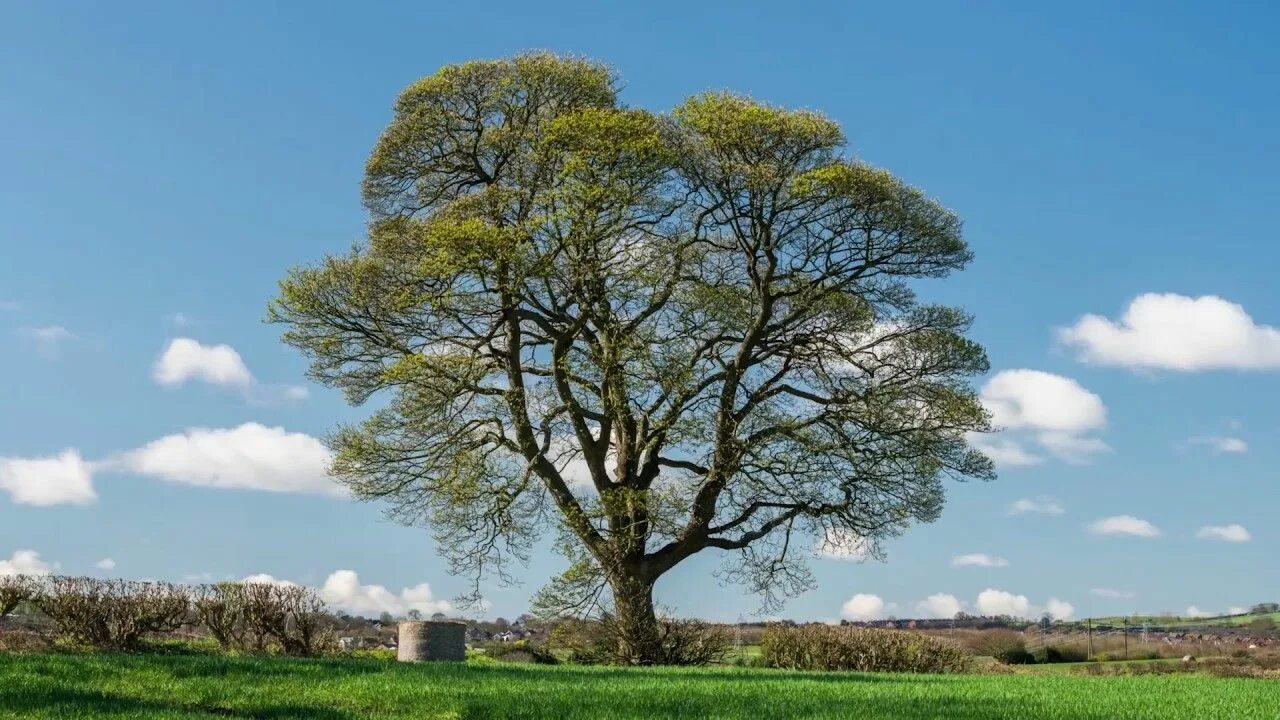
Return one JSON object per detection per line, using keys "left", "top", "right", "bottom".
{"left": 760, "top": 624, "right": 969, "bottom": 673}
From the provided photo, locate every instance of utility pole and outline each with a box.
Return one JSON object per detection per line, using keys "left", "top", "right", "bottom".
{"left": 1124, "top": 617, "right": 1129, "bottom": 660}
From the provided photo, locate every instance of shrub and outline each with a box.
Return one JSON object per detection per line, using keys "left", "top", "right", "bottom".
{"left": 195, "top": 582, "right": 334, "bottom": 657}
{"left": 1034, "top": 645, "right": 1088, "bottom": 664}
{"left": 193, "top": 583, "right": 250, "bottom": 650}
{"left": 760, "top": 625, "right": 969, "bottom": 673}
{"left": 548, "top": 615, "right": 731, "bottom": 666}
{"left": 36, "top": 576, "right": 190, "bottom": 650}
{"left": 480, "top": 640, "right": 559, "bottom": 665}
{"left": 964, "top": 629, "right": 1033, "bottom": 664}
{"left": 1, "top": 575, "right": 37, "bottom": 618}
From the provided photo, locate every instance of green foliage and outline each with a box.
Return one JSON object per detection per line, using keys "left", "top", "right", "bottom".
{"left": 270, "top": 52, "right": 996, "bottom": 659}
{"left": 760, "top": 625, "right": 969, "bottom": 673}
{"left": 963, "top": 630, "right": 1033, "bottom": 665}
{"left": 1032, "top": 645, "right": 1089, "bottom": 664}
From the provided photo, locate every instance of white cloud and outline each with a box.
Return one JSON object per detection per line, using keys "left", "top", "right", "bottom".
{"left": 1191, "top": 436, "right": 1247, "bottom": 454}
{"left": 0, "top": 450, "right": 97, "bottom": 506}
{"left": 1087, "top": 515, "right": 1161, "bottom": 538}
{"left": 94, "top": 558, "right": 116, "bottom": 571}
{"left": 283, "top": 385, "right": 310, "bottom": 401}
{"left": 1060, "top": 293, "right": 1280, "bottom": 371}
{"left": 321, "top": 570, "right": 451, "bottom": 617}
{"left": 1228, "top": 606, "right": 1248, "bottom": 616}
{"left": 977, "top": 370, "right": 1108, "bottom": 464}
{"left": 981, "top": 369, "right": 1107, "bottom": 434}
{"left": 18, "top": 325, "right": 74, "bottom": 357}
{"left": 1045, "top": 598, "right": 1075, "bottom": 620}
{"left": 840, "top": 593, "right": 887, "bottom": 621}
{"left": 1196, "top": 524, "right": 1251, "bottom": 543}
{"left": 966, "top": 434, "right": 1042, "bottom": 467}
{"left": 972, "top": 589, "right": 1073, "bottom": 620}
{"left": 916, "top": 593, "right": 963, "bottom": 619}
{"left": 1185, "top": 606, "right": 1214, "bottom": 618}
{"left": 975, "top": 589, "right": 1032, "bottom": 618}
{"left": 1090, "top": 588, "right": 1136, "bottom": 600}
{"left": 816, "top": 529, "right": 872, "bottom": 562}
{"left": 951, "top": 553, "right": 1009, "bottom": 568}
{"left": 153, "top": 338, "right": 253, "bottom": 388}
{"left": 1009, "top": 497, "right": 1065, "bottom": 516}
{"left": 242, "top": 573, "right": 297, "bottom": 587}
{"left": 0, "top": 550, "right": 55, "bottom": 576}
{"left": 121, "top": 423, "right": 339, "bottom": 496}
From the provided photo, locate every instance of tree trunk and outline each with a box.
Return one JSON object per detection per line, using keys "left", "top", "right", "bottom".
{"left": 608, "top": 574, "right": 661, "bottom": 665}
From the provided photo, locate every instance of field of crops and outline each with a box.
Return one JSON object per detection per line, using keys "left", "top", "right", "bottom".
{"left": 1, "top": 652, "right": 1275, "bottom": 719}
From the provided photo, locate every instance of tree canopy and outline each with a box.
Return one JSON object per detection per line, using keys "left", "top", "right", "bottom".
{"left": 271, "top": 53, "right": 994, "bottom": 663}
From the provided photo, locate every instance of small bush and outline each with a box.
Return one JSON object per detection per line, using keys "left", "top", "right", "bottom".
{"left": 547, "top": 615, "right": 730, "bottom": 666}
{"left": 1031, "top": 645, "right": 1089, "bottom": 664}
{"left": 480, "top": 640, "right": 559, "bottom": 665}
{"left": 760, "top": 625, "right": 969, "bottom": 673}
{"left": 964, "top": 629, "right": 1033, "bottom": 664}
{"left": 650, "top": 617, "right": 732, "bottom": 666}
{"left": 0, "top": 575, "right": 37, "bottom": 618}
{"left": 36, "top": 576, "right": 190, "bottom": 650}
{"left": 195, "top": 582, "right": 333, "bottom": 657}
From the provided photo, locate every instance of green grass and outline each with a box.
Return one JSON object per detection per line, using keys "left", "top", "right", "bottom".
{"left": 1, "top": 652, "right": 1276, "bottom": 719}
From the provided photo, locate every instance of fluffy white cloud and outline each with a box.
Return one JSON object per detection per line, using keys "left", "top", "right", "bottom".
{"left": 916, "top": 593, "right": 963, "bottom": 619}
{"left": 981, "top": 369, "right": 1107, "bottom": 434}
{"left": 1087, "top": 515, "right": 1161, "bottom": 538}
{"left": 952, "top": 554, "right": 1009, "bottom": 568}
{"left": 153, "top": 338, "right": 253, "bottom": 388}
{"left": 1196, "top": 524, "right": 1251, "bottom": 543}
{"left": 0, "top": 550, "right": 55, "bottom": 576}
{"left": 0, "top": 450, "right": 97, "bottom": 506}
{"left": 966, "top": 434, "right": 1042, "bottom": 467}
{"left": 976, "top": 370, "right": 1108, "bottom": 464}
{"left": 242, "top": 573, "right": 297, "bottom": 587}
{"left": 122, "top": 423, "right": 340, "bottom": 496}
{"left": 1045, "top": 598, "right": 1075, "bottom": 620}
{"left": 1060, "top": 293, "right": 1280, "bottom": 371}
{"left": 320, "top": 570, "right": 451, "bottom": 617}
{"left": 840, "top": 593, "right": 887, "bottom": 621}
{"left": 237, "top": 570, "right": 452, "bottom": 617}
{"left": 975, "top": 589, "right": 1031, "bottom": 618}
{"left": 816, "top": 529, "right": 873, "bottom": 562}
{"left": 1185, "top": 606, "right": 1213, "bottom": 618}
{"left": 1228, "top": 607, "right": 1248, "bottom": 616}
{"left": 1091, "top": 588, "right": 1136, "bottom": 600}
{"left": 94, "top": 558, "right": 116, "bottom": 571}
{"left": 972, "top": 590, "right": 1074, "bottom": 620}
{"left": 1009, "top": 497, "right": 1065, "bottom": 516}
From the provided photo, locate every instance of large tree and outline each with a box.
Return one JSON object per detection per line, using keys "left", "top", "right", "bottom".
{"left": 271, "top": 53, "right": 994, "bottom": 663}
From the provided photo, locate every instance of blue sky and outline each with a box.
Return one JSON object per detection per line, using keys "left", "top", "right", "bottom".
{"left": 2, "top": 1, "right": 1277, "bottom": 622}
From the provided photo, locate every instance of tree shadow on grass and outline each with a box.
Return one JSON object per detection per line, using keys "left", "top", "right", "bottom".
{"left": 0, "top": 686, "right": 362, "bottom": 719}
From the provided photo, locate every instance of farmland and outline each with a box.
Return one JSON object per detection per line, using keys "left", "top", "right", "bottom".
{"left": 1, "top": 652, "right": 1277, "bottom": 720}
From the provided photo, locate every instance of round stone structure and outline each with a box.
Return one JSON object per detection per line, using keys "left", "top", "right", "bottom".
{"left": 397, "top": 620, "right": 466, "bottom": 662}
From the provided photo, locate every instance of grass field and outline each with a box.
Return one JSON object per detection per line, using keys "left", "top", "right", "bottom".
{"left": 1, "top": 652, "right": 1276, "bottom": 719}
